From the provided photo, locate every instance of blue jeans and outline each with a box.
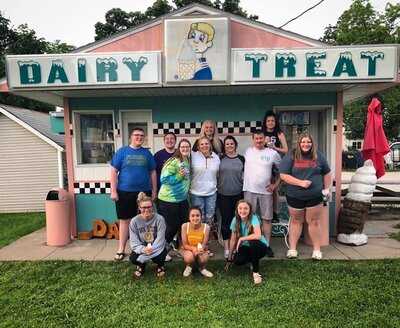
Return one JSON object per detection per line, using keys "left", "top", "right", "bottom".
{"left": 190, "top": 193, "right": 217, "bottom": 224}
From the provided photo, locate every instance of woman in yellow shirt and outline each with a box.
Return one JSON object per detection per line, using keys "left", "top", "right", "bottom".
{"left": 180, "top": 207, "right": 213, "bottom": 278}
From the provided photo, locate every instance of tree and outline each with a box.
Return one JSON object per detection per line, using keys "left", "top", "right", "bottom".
{"left": 173, "top": 0, "right": 214, "bottom": 8}
{"left": 322, "top": 0, "right": 399, "bottom": 45}
{"left": 145, "top": 0, "right": 173, "bottom": 19}
{"left": 94, "top": 8, "right": 149, "bottom": 41}
{"left": 0, "top": 11, "right": 75, "bottom": 111}
{"left": 321, "top": 0, "right": 400, "bottom": 142}
{"left": 94, "top": 0, "right": 257, "bottom": 41}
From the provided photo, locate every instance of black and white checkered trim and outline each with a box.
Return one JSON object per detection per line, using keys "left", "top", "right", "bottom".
{"left": 153, "top": 121, "right": 262, "bottom": 135}
{"left": 74, "top": 182, "right": 111, "bottom": 194}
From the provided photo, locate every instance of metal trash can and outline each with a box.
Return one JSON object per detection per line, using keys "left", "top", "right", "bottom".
{"left": 45, "top": 189, "right": 71, "bottom": 246}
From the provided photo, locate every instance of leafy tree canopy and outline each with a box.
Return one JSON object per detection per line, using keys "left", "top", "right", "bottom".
{"left": 94, "top": 0, "right": 257, "bottom": 41}
{"left": 0, "top": 11, "right": 75, "bottom": 111}
{"left": 321, "top": 0, "right": 400, "bottom": 142}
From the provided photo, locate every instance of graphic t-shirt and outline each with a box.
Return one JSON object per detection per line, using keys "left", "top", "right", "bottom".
{"left": 279, "top": 151, "right": 331, "bottom": 200}
{"left": 230, "top": 214, "right": 268, "bottom": 246}
{"left": 158, "top": 157, "right": 190, "bottom": 203}
{"left": 243, "top": 147, "right": 281, "bottom": 195}
{"left": 111, "top": 146, "right": 156, "bottom": 192}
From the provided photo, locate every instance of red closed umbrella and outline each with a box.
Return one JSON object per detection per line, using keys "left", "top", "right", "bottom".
{"left": 361, "top": 97, "right": 390, "bottom": 178}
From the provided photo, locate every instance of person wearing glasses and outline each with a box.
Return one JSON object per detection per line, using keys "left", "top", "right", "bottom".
{"left": 158, "top": 139, "right": 191, "bottom": 259}
{"left": 129, "top": 192, "right": 167, "bottom": 278}
{"left": 110, "top": 127, "right": 157, "bottom": 261}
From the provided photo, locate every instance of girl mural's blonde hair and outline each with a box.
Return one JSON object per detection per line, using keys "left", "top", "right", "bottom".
{"left": 189, "top": 22, "right": 215, "bottom": 41}
{"left": 199, "top": 120, "right": 222, "bottom": 154}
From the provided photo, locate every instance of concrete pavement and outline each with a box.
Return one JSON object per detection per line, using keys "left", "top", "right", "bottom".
{"left": 0, "top": 220, "right": 399, "bottom": 261}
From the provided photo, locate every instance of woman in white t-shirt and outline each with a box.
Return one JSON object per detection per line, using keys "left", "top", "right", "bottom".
{"left": 190, "top": 137, "right": 220, "bottom": 229}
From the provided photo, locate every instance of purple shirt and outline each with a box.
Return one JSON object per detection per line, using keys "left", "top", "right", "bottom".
{"left": 154, "top": 148, "right": 175, "bottom": 190}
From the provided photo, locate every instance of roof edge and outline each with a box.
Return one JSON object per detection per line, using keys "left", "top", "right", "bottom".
{"left": 73, "top": 2, "right": 326, "bottom": 53}
{"left": 0, "top": 106, "right": 64, "bottom": 151}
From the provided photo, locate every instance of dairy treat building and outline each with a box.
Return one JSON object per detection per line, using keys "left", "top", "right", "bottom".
{"left": 2, "top": 3, "right": 399, "bottom": 237}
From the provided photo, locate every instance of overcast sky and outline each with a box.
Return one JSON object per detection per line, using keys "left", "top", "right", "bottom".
{"left": 1, "top": 0, "right": 395, "bottom": 47}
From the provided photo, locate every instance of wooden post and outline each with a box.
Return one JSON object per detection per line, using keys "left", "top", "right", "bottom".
{"left": 335, "top": 91, "right": 344, "bottom": 234}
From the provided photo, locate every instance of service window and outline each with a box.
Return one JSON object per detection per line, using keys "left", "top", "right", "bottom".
{"left": 74, "top": 112, "right": 115, "bottom": 165}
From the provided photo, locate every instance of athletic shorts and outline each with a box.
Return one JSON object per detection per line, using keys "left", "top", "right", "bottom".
{"left": 286, "top": 195, "right": 323, "bottom": 210}
{"left": 115, "top": 190, "right": 151, "bottom": 220}
{"left": 244, "top": 191, "right": 273, "bottom": 221}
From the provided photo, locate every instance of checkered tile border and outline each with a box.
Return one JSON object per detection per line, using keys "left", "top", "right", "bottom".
{"left": 74, "top": 182, "right": 111, "bottom": 194}
{"left": 153, "top": 121, "right": 262, "bottom": 135}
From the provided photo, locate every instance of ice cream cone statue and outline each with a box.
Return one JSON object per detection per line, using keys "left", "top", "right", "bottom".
{"left": 337, "top": 159, "right": 377, "bottom": 245}
{"left": 177, "top": 40, "right": 196, "bottom": 80}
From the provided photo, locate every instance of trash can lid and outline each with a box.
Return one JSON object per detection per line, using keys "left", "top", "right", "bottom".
{"left": 46, "top": 188, "right": 69, "bottom": 201}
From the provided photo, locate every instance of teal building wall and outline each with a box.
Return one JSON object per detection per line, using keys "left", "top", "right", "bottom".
{"left": 70, "top": 92, "right": 337, "bottom": 233}
{"left": 69, "top": 92, "right": 337, "bottom": 122}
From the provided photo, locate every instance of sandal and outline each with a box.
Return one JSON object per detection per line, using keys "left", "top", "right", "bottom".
{"left": 156, "top": 266, "right": 166, "bottom": 278}
{"left": 114, "top": 252, "right": 125, "bottom": 261}
{"left": 133, "top": 265, "right": 145, "bottom": 278}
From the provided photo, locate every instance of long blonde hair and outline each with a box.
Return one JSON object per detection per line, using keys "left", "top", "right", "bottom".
{"left": 199, "top": 120, "right": 222, "bottom": 154}
{"left": 137, "top": 192, "right": 153, "bottom": 207}
{"left": 293, "top": 133, "right": 317, "bottom": 161}
{"left": 234, "top": 200, "right": 253, "bottom": 237}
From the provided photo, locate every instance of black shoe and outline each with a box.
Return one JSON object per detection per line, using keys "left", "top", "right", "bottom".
{"left": 271, "top": 212, "right": 279, "bottom": 223}
{"left": 266, "top": 246, "right": 274, "bottom": 258}
{"left": 172, "top": 238, "right": 179, "bottom": 251}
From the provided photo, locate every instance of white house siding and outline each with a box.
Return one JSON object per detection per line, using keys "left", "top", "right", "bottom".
{"left": 0, "top": 114, "right": 60, "bottom": 212}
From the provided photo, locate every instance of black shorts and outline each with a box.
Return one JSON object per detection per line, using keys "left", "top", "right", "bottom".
{"left": 286, "top": 195, "right": 323, "bottom": 210}
{"left": 115, "top": 190, "right": 151, "bottom": 220}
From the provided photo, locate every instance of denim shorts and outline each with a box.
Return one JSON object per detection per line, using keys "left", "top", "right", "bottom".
{"left": 190, "top": 193, "right": 217, "bottom": 223}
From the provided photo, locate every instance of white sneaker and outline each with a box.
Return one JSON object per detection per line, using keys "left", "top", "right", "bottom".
{"left": 286, "top": 249, "right": 298, "bottom": 259}
{"left": 208, "top": 250, "right": 214, "bottom": 257}
{"left": 312, "top": 250, "right": 322, "bottom": 260}
{"left": 200, "top": 268, "right": 214, "bottom": 278}
{"left": 253, "top": 272, "right": 262, "bottom": 285}
{"left": 183, "top": 266, "right": 192, "bottom": 277}
{"left": 224, "top": 250, "right": 229, "bottom": 260}
{"left": 165, "top": 254, "right": 172, "bottom": 262}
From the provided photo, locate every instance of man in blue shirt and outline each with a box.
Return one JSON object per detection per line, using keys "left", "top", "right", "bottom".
{"left": 110, "top": 127, "right": 157, "bottom": 261}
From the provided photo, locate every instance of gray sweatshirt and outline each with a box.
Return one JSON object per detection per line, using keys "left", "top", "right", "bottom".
{"left": 129, "top": 212, "right": 166, "bottom": 263}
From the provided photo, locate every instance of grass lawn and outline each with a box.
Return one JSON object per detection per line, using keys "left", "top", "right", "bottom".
{"left": 1, "top": 260, "right": 399, "bottom": 327}
{"left": 0, "top": 212, "right": 45, "bottom": 248}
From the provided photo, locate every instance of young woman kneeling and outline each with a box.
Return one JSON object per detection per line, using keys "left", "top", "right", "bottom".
{"left": 129, "top": 192, "right": 167, "bottom": 278}
{"left": 227, "top": 200, "right": 268, "bottom": 285}
{"left": 180, "top": 207, "right": 213, "bottom": 278}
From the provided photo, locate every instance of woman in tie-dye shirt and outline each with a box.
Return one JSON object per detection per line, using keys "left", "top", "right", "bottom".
{"left": 158, "top": 139, "right": 191, "bottom": 251}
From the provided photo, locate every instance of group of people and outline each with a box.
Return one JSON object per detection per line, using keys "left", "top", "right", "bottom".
{"left": 110, "top": 112, "right": 331, "bottom": 285}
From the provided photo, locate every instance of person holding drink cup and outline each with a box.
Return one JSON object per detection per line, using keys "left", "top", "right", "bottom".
{"left": 158, "top": 139, "right": 191, "bottom": 257}
{"left": 129, "top": 192, "right": 167, "bottom": 278}
{"left": 180, "top": 207, "right": 213, "bottom": 278}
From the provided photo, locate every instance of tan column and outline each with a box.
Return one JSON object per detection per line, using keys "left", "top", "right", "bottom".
{"left": 335, "top": 91, "right": 344, "bottom": 230}
{"left": 63, "top": 98, "right": 77, "bottom": 237}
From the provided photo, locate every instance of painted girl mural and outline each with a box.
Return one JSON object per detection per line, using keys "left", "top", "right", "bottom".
{"left": 177, "top": 22, "right": 215, "bottom": 80}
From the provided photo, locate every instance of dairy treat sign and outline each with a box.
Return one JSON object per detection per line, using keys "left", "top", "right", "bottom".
{"left": 232, "top": 46, "right": 399, "bottom": 83}
{"left": 6, "top": 52, "right": 161, "bottom": 89}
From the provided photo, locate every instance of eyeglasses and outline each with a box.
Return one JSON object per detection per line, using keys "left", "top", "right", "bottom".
{"left": 140, "top": 206, "right": 153, "bottom": 211}
{"left": 132, "top": 134, "right": 145, "bottom": 137}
